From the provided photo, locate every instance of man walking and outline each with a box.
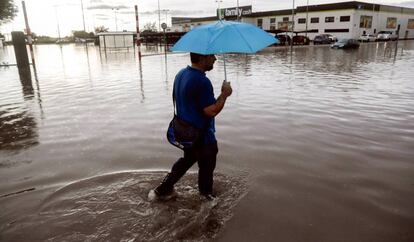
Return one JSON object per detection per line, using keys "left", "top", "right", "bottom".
{"left": 149, "top": 52, "right": 232, "bottom": 201}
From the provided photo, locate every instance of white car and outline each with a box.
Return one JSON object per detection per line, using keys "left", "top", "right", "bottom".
{"left": 358, "top": 34, "right": 377, "bottom": 42}
{"left": 376, "top": 31, "right": 398, "bottom": 41}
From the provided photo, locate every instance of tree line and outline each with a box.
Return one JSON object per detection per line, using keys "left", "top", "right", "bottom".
{"left": 0, "top": 0, "right": 159, "bottom": 43}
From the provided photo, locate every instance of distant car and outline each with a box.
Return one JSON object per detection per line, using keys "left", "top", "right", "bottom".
{"left": 313, "top": 34, "right": 332, "bottom": 45}
{"left": 376, "top": 31, "right": 398, "bottom": 41}
{"left": 322, "top": 34, "right": 337, "bottom": 42}
{"left": 292, "top": 35, "right": 310, "bottom": 45}
{"left": 331, "top": 39, "right": 360, "bottom": 49}
{"left": 358, "top": 34, "right": 377, "bottom": 42}
{"left": 275, "top": 34, "right": 291, "bottom": 45}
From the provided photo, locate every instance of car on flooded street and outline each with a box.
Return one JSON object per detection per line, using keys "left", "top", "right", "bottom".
{"left": 313, "top": 34, "right": 337, "bottom": 45}
{"left": 292, "top": 35, "right": 310, "bottom": 45}
{"left": 376, "top": 31, "right": 398, "bottom": 41}
{"left": 275, "top": 33, "right": 291, "bottom": 45}
{"left": 313, "top": 34, "right": 331, "bottom": 45}
{"left": 358, "top": 34, "right": 377, "bottom": 42}
{"left": 331, "top": 39, "right": 360, "bottom": 49}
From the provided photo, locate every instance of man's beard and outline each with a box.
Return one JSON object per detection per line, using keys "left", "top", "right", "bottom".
{"left": 205, "top": 65, "right": 214, "bottom": 71}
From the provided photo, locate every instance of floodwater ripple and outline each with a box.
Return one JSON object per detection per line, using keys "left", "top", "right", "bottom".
{"left": 1, "top": 42, "right": 414, "bottom": 241}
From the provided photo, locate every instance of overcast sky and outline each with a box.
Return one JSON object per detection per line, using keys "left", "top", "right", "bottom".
{"left": 1, "top": 0, "right": 414, "bottom": 38}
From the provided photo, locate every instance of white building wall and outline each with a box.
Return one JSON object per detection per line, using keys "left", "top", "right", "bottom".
{"left": 253, "top": 15, "right": 292, "bottom": 30}
{"left": 170, "top": 20, "right": 216, "bottom": 32}
{"left": 401, "top": 13, "right": 414, "bottom": 38}
{"left": 170, "top": 6, "right": 414, "bottom": 39}
{"left": 354, "top": 9, "right": 414, "bottom": 39}
{"left": 298, "top": 9, "right": 355, "bottom": 39}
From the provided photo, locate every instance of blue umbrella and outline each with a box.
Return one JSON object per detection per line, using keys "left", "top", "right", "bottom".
{"left": 171, "top": 20, "right": 278, "bottom": 80}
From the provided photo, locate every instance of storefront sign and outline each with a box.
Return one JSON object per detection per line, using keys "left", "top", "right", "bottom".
{"left": 217, "top": 6, "right": 252, "bottom": 18}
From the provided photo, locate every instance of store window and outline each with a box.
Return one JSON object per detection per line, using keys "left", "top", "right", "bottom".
{"left": 386, "top": 17, "right": 397, "bottom": 28}
{"left": 310, "top": 17, "right": 319, "bottom": 23}
{"left": 257, "top": 19, "right": 263, "bottom": 29}
{"left": 325, "top": 17, "right": 335, "bottom": 23}
{"left": 340, "top": 16, "right": 350, "bottom": 22}
{"left": 270, "top": 18, "right": 276, "bottom": 30}
{"left": 408, "top": 19, "right": 414, "bottom": 29}
{"left": 278, "top": 21, "right": 292, "bottom": 31}
{"left": 298, "top": 18, "right": 306, "bottom": 24}
{"left": 360, "top": 15, "right": 372, "bottom": 28}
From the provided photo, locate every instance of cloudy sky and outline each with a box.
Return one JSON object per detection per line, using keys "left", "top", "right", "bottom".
{"left": 1, "top": 0, "right": 414, "bottom": 38}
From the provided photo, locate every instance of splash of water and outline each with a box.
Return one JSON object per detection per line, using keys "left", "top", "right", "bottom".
{"left": 1, "top": 171, "right": 247, "bottom": 241}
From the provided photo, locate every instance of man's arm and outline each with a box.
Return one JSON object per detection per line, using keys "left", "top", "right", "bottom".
{"left": 203, "top": 81, "right": 232, "bottom": 118}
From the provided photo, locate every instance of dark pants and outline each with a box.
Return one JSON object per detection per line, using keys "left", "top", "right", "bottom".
{"left": 156, "top": 142, "right": 218, "bottom": 195}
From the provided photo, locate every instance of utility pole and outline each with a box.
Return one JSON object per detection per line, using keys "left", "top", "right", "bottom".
{"left": 291, "top": 0, "right": 295, "bottom": 59}
{"left": 22, "top": 1, "right": 36, "bottom": 69}
{"left": 305, "top": 0, "right": 309, "bottom": 38}
{"left": 54, "top": 6, "right": 61, "bottom": 41}
{"left": 80, "top": 0, "right": 86, "bottom": 32}
{"left": 236, "top": 0, "right": 240, "bottom": 21}
{"left": 112, "top": 8, "right": 119, "bottom": 31}
{"left": 216, "top": 0, "right": 223, "bottom": 20}
{"left": 135, "top": 5, "right": 141, "bottom": 60}
{"left": 158, "top": 0, "right": 161, "bottom": 31}
{"left": 162, "top": 9, "right": 169, "bottom": 26}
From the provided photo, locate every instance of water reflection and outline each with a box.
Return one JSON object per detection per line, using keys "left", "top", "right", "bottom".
{"left": 1, "top": 42, "right": 413, "bottom": 242}
{"left": 138, "top": 57, "right": 145, "bottom": 102}
{"left": 0, "top": 107, "right": 38, "bottom": 151}
{"left": 85, "top": 45, "right": 92, "bottom": 87}
{"left": 0, "top": 61, "right": 41, "bottom": 151}
{"left": 163, "top": 53, "right": 169, "bottom": 92}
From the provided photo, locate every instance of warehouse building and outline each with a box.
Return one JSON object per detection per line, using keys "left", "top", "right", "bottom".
{"left": 170, "top": 1, "right": 414, "bottom": 40}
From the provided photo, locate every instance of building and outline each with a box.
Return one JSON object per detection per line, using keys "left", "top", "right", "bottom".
{"left": 97, "top": 31, "right": 135, "bottom": 49}
{"left": 170, "top": 1, "right": 414, "bottom": 40}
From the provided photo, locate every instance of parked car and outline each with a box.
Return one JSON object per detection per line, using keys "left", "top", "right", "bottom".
{"left": 323, "top": 34, "right": 338, "bottom": 42}
{"left": 292, "top": 35, "right": 310, "bottom": 45}
{"left": 358, "top": 34, "right": 377, "bottom": 42}
{"left": 331, "top": 39, "right": 360, "bottom": 49}
{"left": 313, "top": 34, "right": 332, "bottom": 45}
{"left": 275, "top": 33, "right": 291, "bottom": 45}
{"left": 376, "top": 31, "right": 398, "bottom": 41}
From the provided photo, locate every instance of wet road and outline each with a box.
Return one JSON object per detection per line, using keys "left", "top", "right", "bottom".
{"left": 1, "top": 41, "right": 414, "bottom": 241}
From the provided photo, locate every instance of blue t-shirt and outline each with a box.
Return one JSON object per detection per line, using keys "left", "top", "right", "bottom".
{"left": 173, "top": 66, "right": 217, "bottom": 144}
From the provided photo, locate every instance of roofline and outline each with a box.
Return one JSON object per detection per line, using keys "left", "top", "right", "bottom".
{"left": 296, "top": 1, "right": 414, "bottom": 14}
{"left": 172, "top": 1, "right": 414, "bottom": 24}
{"left": 97, "top": 32, "right": 135, "bottom": 36}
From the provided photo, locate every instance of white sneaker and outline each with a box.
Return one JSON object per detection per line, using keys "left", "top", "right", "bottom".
{"left": 148, "top": 189, "right": 157, "bottom": 201}
{"left": 148, "top": 189, "right": 177, "bottom": 201}
{"left": 200, "top": 193, "right": 218, "bottom": 207}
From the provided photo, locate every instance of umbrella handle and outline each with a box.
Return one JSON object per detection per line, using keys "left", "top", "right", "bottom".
{"left": 223, "top": 54, "right": 228, "bottom": 82}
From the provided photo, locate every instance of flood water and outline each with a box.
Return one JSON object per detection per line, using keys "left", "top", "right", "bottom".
{"left": 1, "top": 42, "right": 414, "bottom": 241}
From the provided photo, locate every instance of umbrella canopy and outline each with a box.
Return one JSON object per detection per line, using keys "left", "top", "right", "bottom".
{"left": 171, "top": 20, "right": 278, "bottom": 55}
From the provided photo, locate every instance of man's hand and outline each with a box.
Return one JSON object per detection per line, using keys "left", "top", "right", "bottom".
{"left": 221, "top": 80, "right": 232, "bottom": 98}
{"left": 203, "top": 81, "right": 232, "bottom": 118}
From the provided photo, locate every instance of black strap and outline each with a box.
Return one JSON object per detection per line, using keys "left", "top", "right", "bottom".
{"left": 172, "top": 78, "right": 209, "bottom": 133}
{"left": 172, "top": 79, "right": 177, "bottom": 116}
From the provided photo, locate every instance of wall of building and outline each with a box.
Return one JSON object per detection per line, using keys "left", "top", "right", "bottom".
{"left": 354, "top": 9, "right": 414, "bottom": 39}
{"left": 251, "top": 15, "right": 293, "bottom": 31}
{"left": 295, "top": 9, "right": 354, "bottom": 40}
{"left": 170, "top": 4, "right": 414, "bottom": 40}
{"left": 170, "top": 20, "right": 216, "bottom": 32}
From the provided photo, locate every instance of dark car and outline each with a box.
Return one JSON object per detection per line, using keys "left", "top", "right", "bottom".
{"left": 313, "top": 34, "right": 332, "bottom": 45}
{"left": 331, "top": 39, "right": 360, "bottom": 49}
{"left": 292, "top": 35, "right": 310, "bottom": 45}
{"left": 275, "top": 34, "right": 291, "bottom": 45}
